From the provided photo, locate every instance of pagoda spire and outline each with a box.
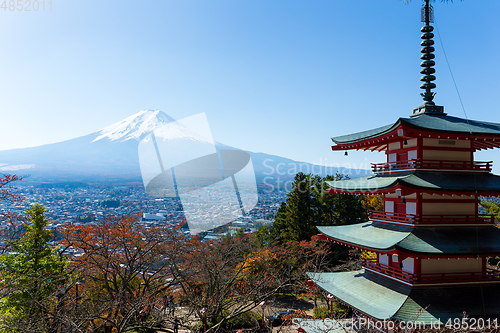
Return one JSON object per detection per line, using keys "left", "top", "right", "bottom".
{"left": 412, "top": 0, "right": 445, "bottom": 116}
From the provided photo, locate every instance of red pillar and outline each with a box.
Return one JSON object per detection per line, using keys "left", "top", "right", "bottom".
{"left": 414, "top": 257, "right": 421, "bottom": 281}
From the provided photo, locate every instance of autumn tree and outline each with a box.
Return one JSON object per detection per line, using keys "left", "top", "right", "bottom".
{"left": 61, "top": 218, "right": 331, "bottom": 333}
{"left": 0, "top": 174, "right": 22, "bottom": 202}
{"left": 62, "top": 214, "right": 179, "bottom": 333}
{"left": 0, "top": 174, "right": 26, "bottom": 255}
{"left": 361, "top": 195, "right": 384, "bottom": 212}
{"left": 172, "top": 233, "right": 303, "bottom": 333}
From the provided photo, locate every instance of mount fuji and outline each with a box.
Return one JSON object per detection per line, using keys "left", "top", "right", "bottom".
{"left": 0, "top": 110, "right": 368, "bottom": 185}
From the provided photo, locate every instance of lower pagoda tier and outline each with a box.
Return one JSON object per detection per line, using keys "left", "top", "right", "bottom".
{"left": 317, "top": 222, "right": 500, "bottom": 287}
{"left": 308, "top": 270, "right": 500, "bottom": 323}
{"left": 318, "top": 222, "right": 500, "bottom": 255}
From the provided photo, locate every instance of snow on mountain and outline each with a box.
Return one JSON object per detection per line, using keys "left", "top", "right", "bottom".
{"left": 92, "top": 110, "right": 176, "bottom": 143}
{"left": 151, "top": 114, "right": 215, "bottom": 144}
{"left": 93, "top": 110, "right": 215, "bottom": 145}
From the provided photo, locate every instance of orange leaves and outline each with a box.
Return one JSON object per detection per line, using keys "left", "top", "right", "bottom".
{"left": 361, "top": 194, "right": 383, "bottom": 211}
{"left": 235, "top": 248, "right": 281, "bottom": 280}
{"left": 169, "top": 232, "right": 295, "bottom": 325}
{"left": 58, "top": 212, "right": 179, "bottom": 327}
{"left": 0, "top": 174, "right": 23, "bottom": 202}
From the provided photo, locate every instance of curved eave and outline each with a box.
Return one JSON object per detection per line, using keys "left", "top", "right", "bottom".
{"left": 307, "top": 270, "right": 411, "bottom": 321}
{"left": 331, "top": 121, "right": 402, "bottom": 152}
{"left": 317, "top": 222, "right": 413, "bottom": 252}
{"left": 325, "top": 175, "right": 405, "bottom": 195}
{"left": 308, "top": 271, "right": 500, "bottom": 322}
{"left": 394, "top": 284, "right": 500, "bottom": 322}
{"left": 325, "top": 172, "right": 500, "bottom": 196}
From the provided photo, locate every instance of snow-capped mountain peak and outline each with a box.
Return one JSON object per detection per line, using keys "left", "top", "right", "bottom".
{"left": 92, "top": 110, "right": 175, "bottom": 143}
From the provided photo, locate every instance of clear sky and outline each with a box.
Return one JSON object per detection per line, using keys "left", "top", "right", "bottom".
{"left": 0, "top": 0, "right": 499, "bottom": 173}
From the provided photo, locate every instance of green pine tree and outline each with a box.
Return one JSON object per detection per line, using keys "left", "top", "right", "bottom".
{"left": 261, "top": 172, "right": 366, "bottom": 246}
{"left": 281, "top": 172, "right": 317, "bottom": 242}
{"left": 0, "top": 203, "right": 69, "bottom": 332}
{"left": 480, "top": 199, "right": 500, "bottom": 221}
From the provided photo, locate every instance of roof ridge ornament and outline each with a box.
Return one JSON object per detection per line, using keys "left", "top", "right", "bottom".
{"left": 412, "top": 0, "right": 446, "bottom": 117}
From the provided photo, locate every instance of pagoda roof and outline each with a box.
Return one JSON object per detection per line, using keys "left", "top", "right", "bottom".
{"left": 394, "top": 284, "right": 500, "bottom": 323}
{"left": 332, "top": 123, "right": 395, "bottom": 145}
{"left": 400, "top": 227, "right": 500, "bottom": 255}
{"left": 307, "top": 270, "right": 411, "bottom": 320}
{"left": 308, "top": 270, "right": 500, "bottom": 323}
{"left": 333, "top": 113, "right": 500, "bottom": 144}
{"left": 325, "top": 171, "right": 500, "bottom": 195}
{"left": 317, "top": 223, "right": 412, "bottom": 251}
{"left": 318, "top": 222, "right": 500, "bottom": 255}
{"left": 332, "top": 113, "right": 500, "bottom": 151}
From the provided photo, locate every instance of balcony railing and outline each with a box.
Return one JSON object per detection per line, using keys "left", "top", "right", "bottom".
{"left": 371, "top": 159, "right": 492, "bottom": 173}
{"left": 369, "top": 211, "right": 416, "bottom": 224}
{"left": 369, "top": 210, "right": 495, "bottom": 225}
{"left": 363, "top": 259, "right": 414, "bottom": 283}
{"left": 363, "top": 259, "right": 500, "bottom": 285}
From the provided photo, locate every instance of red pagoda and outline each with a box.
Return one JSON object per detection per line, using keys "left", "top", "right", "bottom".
{"left": 308, "top": 0, "right": 500, "bottom": 325}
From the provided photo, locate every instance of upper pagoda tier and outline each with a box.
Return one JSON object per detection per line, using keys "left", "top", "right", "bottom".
{"left": 331, "top": 113, "right": 500, "bottom": 152}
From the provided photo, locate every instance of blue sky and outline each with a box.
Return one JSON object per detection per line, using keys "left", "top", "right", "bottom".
{"left": 0, "top": 0, "right": 499, "bottom": 173}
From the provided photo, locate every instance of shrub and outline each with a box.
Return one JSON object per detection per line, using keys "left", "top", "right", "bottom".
{"left": 226, "top": 311, "right": 261, "bottom": 329}
{"left": 313, "top": 302, "right": 349, "bottom": 319}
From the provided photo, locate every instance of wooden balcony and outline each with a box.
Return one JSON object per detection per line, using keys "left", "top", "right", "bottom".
{"left": 369, "top": 210, "right": 495, "bottom": 226}
{"left": 363, "top": 259, "right": 500, "bottom": 285}
{"left": 363, "top": 259, "right": 414, "bottom": 284}
{"left": 371, "top": 159, "right": 492, "bottom": 174}
{"left": 369, "top": 210, "right": 416, "bottom": 225}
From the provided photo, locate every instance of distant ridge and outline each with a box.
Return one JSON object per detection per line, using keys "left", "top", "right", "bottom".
{"left": 0, "top": 110, "right": 370, "bottom": 185}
